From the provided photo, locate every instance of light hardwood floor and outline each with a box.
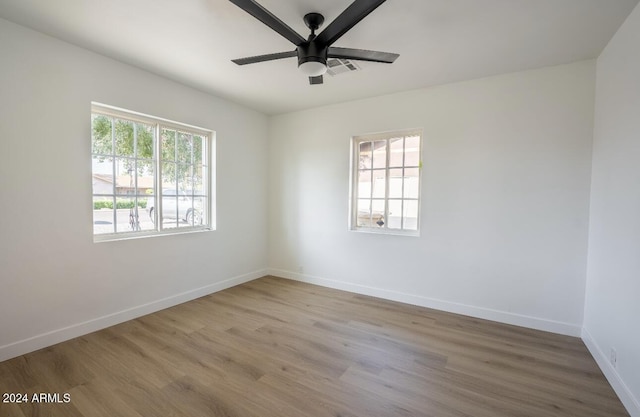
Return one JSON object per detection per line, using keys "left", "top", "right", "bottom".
{"left": 0, "top": 276, "right": 629, "bottom": 417}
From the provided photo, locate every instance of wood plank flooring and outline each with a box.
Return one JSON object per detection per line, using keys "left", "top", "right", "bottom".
{"left": 0, "top": 276, "right": 629, "bottom": 417}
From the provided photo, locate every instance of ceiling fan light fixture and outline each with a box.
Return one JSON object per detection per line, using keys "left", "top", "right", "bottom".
{"left": 298, "top": 60, "right": 327, "bottom": 77}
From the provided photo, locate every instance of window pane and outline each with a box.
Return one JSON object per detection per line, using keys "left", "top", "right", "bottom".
{"left": 358, "top": 141, "right": 372, "bottom": 169}
{"left": 137, "top": 205, "right": 154, "bottom": 231}
{"left": 143, "top": 194, "right": 157, "bottom": 228}
{"left": 192, "top": 193, "right": 206, "bottom": 227}
{"left": 388, "top": 200, "right": 402, "bottom": 229}
{"left": 372, "top": 140, "right": 387, "bottom": 169}
{"left": 115, "top": 158, "right": 136, "bottom": 195}
{"left": 114, "top": 119, "right": 134, "bottom": 157}
{"left": 388, "top": 168, "right": 403, "bottom": 198}
{"left": 119, "top": 199, "right": 153, "bottom": 232}
{"left": 137, "top": 158, "right": 154, "bottom": 176}
{"left": 193, "top": 135, "right": 204, "bottom": 166}
{"left": 92, "top": 170, "right": 114, "bottom": 195}
{"left": 160, "top": 156, "right": 179, "bottom": 229}
{"left": 178, "top": 198, "right": 204, "bottom": 228}
{"left": 113, "top": 197, "right": 139, "bottom": 232}
{"left": 162, "top": 161, "right": 177, "bottom": 190}
{"left": 116, "top": 159, "right": 155, "bottom": 196}
{"left": 192, "top": 164, "right": 204, "bottom": 195}
{"left": 136, "top": 123, "right": 155, "bottom": 161}
{"left": 194, "top": 195, "right": 206, "bottom": 225}
{"left": 93, "top": 197, "right": 114, "bottom": 235}
{"left": 372, "top": 170, "right": 386, "bottom": 199}
{"left": 176, "top": 164, "right": 192, "bottom": 190}
{"left": 403, "top": 168, "right": 420, "bottom": 199}
{"left": 92, "top": 154, "right": 114, "bottom": 170}
{"left": 372, "top": 200, "right": 385, "bottom": 228}
{"left": 136, "top": 165, "right": 155, "bottom": 196}
{"left": 161, "top": 128, "right": 176, "bottom": 161}
{"left": 92, "top": 115, "right": 112, "bottom": 155}
{"left": 403, "top": 200, "right": 419, "bottom": 231}
{"left": 358, "top": 170, "right": 372, "bottom": 199}
{"left": 161, "top": 195, "right": 180, "bottom": 229}
{"left": 404, "top": 135, "right": 420, "bottom": 167}
{"left": 389, "top": 137, "right": 404, "bottom": 167}
{"left": 356, "top": 199, "right": 371, "bottom": 227}
{"left": 177, "top": 132, "right": 192, "bottom": 164}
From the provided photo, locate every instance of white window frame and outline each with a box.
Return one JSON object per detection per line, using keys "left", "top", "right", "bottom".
{"left": 91, "top": 102, "right": 215, "bottom": 242}
{"left": 349, "top": 129, "right": 423, "bottom": 236}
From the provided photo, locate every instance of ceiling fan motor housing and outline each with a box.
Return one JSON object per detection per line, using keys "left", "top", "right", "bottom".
{"left": 297, "top": 42, "right": 328, "bottom": 67}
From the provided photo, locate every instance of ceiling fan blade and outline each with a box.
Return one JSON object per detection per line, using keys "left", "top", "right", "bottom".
{"left": 232, "top": 50, "right": 297, "bottom": 65}
{"left": 328, "top": 47, "right": 398, "bottom": 64}
{"left": 315, "top": 0, "right": 386, "bottom": 46}
{"left": 229, "top": 0, "right": 306, "bottom": 46}
{"left": 309, "top": 75, "right": 324, "bottom": 85}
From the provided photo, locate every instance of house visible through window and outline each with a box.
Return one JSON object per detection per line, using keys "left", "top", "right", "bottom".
{"left": 91, "top": 103, "right": 213, "bottom": 241}
{"left": 350, "top": 129, "right": 422, "bottom": 235}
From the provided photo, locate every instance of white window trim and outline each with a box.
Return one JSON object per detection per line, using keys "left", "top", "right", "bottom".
{"left": 349, "top": 128, "right": 423, "bottom": 237}
{"left": 91, "top": 102, "right": 215, "bottom": 242}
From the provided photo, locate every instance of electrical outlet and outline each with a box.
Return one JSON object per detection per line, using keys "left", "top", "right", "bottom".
{"left": 298, "top": 265, "right": 304, "bottom": 274}
{"left": 610, "top": 348, "right": 617, "bottom": 368}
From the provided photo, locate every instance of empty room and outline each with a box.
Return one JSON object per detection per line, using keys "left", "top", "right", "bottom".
{"left": 1, "top": 0, "right": 639, "bottom": 416}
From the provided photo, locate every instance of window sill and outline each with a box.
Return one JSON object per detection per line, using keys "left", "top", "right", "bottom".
{"left": 93, "top": 226, "right": 213, "bottom": 243}
{"left": 349, "top": 227, "right": 420, "bottom": 237}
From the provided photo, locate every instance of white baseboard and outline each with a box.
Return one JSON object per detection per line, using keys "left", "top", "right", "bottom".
{"left": 268, "top": 268, "right": 582, "bottom": 337}
{"left": 0, "top": 269, "right": 267, "bottom": 362}
{"left": 582, "top": 328, "right": 640, "bottom": 417}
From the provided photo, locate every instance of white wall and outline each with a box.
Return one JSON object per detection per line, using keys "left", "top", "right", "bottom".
{"left": 269, "top": 61, "right": 595, "bottom": 336}
{"left": 0, "top": 18, "right": 268, "bottom": 360}
{"left": 583, "top": 3, "right": 640, "bottom": 415}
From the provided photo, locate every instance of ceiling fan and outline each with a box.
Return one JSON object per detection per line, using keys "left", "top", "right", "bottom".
{"left": 230, "top": 0, "right": 399, "bottom": 85}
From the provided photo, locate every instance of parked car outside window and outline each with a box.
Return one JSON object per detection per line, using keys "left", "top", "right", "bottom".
{"left": 147, "top": 188, "right": 203, "bottom": 225}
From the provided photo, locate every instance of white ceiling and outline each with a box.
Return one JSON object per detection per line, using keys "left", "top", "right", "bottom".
{"left": 0, "top": 0, "right": 637, "bottom": 115}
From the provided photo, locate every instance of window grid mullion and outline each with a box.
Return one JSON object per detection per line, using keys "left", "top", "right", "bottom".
{"left": 368, "top": 141, "right": 374, "bottom": 226}
{"left": 156, "top": 124, "right": 163, "bottom": 232}
{"left": 111, "top": 116, "right": 117, "bottom": 233}
{"left": 174, "top": 130, "right": 179, "bottom": 228}
{"left": 401, "top": 135, "right": 406, "bottom": 230}
{"left": 133, "top": 122, "right": 138, "bottom": 230}
{"left": 355, "top": 143, "right": 361, "bottom": 225}
{"left": 384, "top": 138, "right": 390, "bottom": 230}
{"left": 204, "top": 133, "right": 210, "bottom": 228}
{"left": 190, "top": 133, "right": 195, "bottom": 202}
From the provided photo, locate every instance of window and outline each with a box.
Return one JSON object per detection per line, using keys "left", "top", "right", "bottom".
{"left": 350, "top": 129, "right": 422, "bottom": 235}
{"left": 91, "top": 103, "right": 213, "bottom": 241}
